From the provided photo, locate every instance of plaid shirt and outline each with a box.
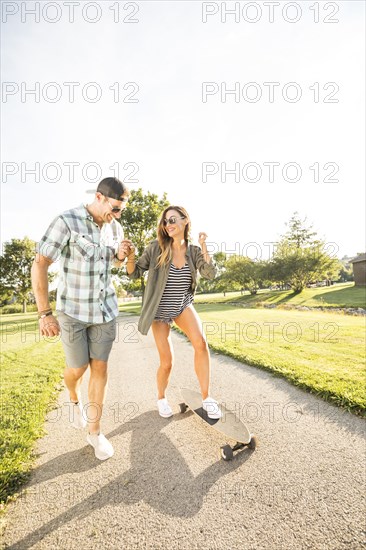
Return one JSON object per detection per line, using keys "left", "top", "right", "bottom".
{"left": 37, "top": 204, "right": 123, "bottom": 323}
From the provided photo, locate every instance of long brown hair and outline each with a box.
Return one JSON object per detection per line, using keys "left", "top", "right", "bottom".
{"left": 156, "top": 206, "right": 191, "bottom": 268}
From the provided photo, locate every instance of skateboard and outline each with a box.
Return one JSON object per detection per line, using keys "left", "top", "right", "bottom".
{"left": 179, "top": 388, "right": 258, "bottom": 461}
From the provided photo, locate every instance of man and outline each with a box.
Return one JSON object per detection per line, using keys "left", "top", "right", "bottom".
{"left": 31, "top": 177, "right": 132, "bottom": 460}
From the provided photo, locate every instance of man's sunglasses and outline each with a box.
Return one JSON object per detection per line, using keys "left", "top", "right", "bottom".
{"left": 103, "top": 195, "right": 128, "bottom": 213}
{"left": 163, "top": 216, "right": 186, "bottom": 226}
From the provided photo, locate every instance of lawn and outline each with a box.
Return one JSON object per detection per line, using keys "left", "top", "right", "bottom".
{"left": 118, "top": 300, "right": 142, "bottom": 315}
{"left": 194, "top": 282, "right": 366, "bottom": 308}
{"left": 193, "top": 304, "right": 366, "bottom": 415}
{"left": 0, "top": 313, "right": 64, "bottom": 506}
{"left": 120, "top": 283, "right": 365, "bottom": 311}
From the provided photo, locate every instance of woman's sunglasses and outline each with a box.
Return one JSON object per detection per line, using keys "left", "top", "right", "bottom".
{"left": 163, "top": 216, "right": 186, "bottom": 226}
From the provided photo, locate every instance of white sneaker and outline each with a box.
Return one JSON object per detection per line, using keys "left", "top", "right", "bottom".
{"left": 86, "top": 433, "right": 114, "bottom": 460}
{"left": 69, "top": 399, "right": 87, "bottom": 429}
{"left": 202, "top": 397, "right": 223, "bottom": 419}
{"left": 157, "top": 398, "right": 173, "bottom": 418}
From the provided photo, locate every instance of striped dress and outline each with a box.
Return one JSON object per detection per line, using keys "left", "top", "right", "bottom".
{"left": 154, "top": 263, "right": 194, "bottom": 323}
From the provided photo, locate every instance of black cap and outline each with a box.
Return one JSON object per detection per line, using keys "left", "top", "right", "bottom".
{"left": 97, "top": 177, "right": 128, "bottom": 201}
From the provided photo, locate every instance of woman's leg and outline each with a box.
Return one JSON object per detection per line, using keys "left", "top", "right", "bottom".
{"left": 174, "top": 305, "right": 210, "bottom": 400}
{"left": 151, "top": 321, "right": 174, "bottom": 399}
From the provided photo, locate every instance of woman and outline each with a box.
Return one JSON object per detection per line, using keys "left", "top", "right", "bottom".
{"left": 126, "top": 205, "right": 222, "bottom": 419}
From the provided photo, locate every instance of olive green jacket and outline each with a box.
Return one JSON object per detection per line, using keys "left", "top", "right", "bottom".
{"left": 128, "top": 240, "right": 216, "bottom": 335}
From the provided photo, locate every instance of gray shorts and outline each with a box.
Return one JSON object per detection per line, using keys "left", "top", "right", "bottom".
{"left": 57, "top": 311, "right": 117, "bottom": 368}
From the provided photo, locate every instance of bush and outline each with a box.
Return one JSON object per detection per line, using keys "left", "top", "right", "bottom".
{"left": 1, "top": 304, "right": 23, "bottom": 314}
{"left": 0, "top": 302, "right": 56, "bottom": 315}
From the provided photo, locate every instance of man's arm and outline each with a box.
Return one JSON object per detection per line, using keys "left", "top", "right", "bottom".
{"left": 31, "top": 254, "right": 60, "bottom": 337}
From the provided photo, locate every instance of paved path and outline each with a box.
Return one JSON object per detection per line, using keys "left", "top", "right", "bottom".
{"left": 2, "top": 315, "right": 365, "bottom": 550}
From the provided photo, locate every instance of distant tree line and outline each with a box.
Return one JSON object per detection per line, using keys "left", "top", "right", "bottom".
{"left": 197, "top": 213, "right": 350, "bottom": 295}
{"left": 0, "top": 196, "right": 355, "bottom": 312}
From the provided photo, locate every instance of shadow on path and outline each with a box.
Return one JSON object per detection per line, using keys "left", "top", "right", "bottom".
{"left": 7, "top": 410, "right": 253, "bottom": 549}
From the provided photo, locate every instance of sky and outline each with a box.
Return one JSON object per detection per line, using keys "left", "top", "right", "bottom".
{"left": 1, "top": 0, "right": 365, "bottom": 261}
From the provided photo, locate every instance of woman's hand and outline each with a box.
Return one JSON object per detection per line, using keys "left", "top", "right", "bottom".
{"left": 198, "top": 232, "right": 208, "bottom": 246}
{"left": 126, "top": 242, "right": 136, "bottom": 258}
{"left": 125, "top": 242, "right": 136, "bottom": 274}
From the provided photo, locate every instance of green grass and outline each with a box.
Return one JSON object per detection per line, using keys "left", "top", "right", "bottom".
{"left": 192, "top": 304, "right": 366, "bottom": 415}
{"left": 195, "top": 283, "right": 366, "bottom": 309}
{"left": 119, "top": 283, "right": 365, "bottom": 313}
{"left": 118, "top": 301, "right": 142, "bottom": 315}
{"left": 0, "top": 313, "right": 64, "bottom": 506}
{"left": 194, "top": 291, "right": 244, "bottom": 304}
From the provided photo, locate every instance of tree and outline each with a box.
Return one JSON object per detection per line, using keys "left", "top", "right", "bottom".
{"left": 269, "top": 213, "right": 341, "bottom": 292}
{"left": 0, "top": 237, "right": 36, "bottom": 313}
{"left": 113, "top": 274, "right": 142, "bottom": 296}
{"left": 283, "top": 211, "right": 319, "bottom": 248}
{"left": 118, "top": 189, "right": 169, "bottom": 291}
{"left": 222, "top": 256, "right": 261, "bottom": 295}
{"left": 335, "top": 256, "right": 354, "bottom": 283}
{"left": 112, "top": 279, "right": 128, "bottom": 299}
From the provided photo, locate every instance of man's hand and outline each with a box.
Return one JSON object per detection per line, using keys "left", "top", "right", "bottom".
{"left": 116, "top": 239, "right": 134, "bottom": 261}
{"left": 39, "top": 314, "right": 60, "bottom": 337}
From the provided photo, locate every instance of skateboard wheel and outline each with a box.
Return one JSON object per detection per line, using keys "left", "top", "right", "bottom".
{"left": 179, "top": 402, "right": 188, "bottom": 414}
{"left": 248, "top": 435, "right": 258, "bottom": 450}
{"left": 220, "top": 445, "right": 233, "bottom": 461}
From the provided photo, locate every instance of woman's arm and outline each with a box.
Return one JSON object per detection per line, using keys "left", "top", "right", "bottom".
{"left": 199, "top": 232, "right": 212, "bottom": 264}
{"left": 194, "top": 233, "right": 216, "bottom": 280}
{"left": 126, "top": 241, "right": 155, "bottom": 279}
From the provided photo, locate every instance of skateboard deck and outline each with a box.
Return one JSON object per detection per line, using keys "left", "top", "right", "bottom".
{"left": 179, "top": 388, "right": 258, "bottom": 460}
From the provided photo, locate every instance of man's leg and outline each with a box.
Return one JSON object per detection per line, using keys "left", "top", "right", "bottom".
{"left": 87, "top": 359, "right": 108, "bottom": 435}
{"left": 57, "top": 312, "right": 90, "bottom": 428}
{"left": 85, "top": 318, "right": 116, "bottom": 460}
{"left": 64, "top": 365, "right": 88, "bottom": 402}
{"left": 64, "top": 367, "right": 88, "bottom": 428}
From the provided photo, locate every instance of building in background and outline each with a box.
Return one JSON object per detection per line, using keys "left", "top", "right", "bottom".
{"left": 351, "top": 254, "right": 366, "bottom": 286}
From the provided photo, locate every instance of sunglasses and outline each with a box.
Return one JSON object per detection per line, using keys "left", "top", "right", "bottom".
{"left": 103, "top": 195, "right": 128, "bottom": 213}
{"left": 163, "top": 216, "right": 186, "bottom": 226}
